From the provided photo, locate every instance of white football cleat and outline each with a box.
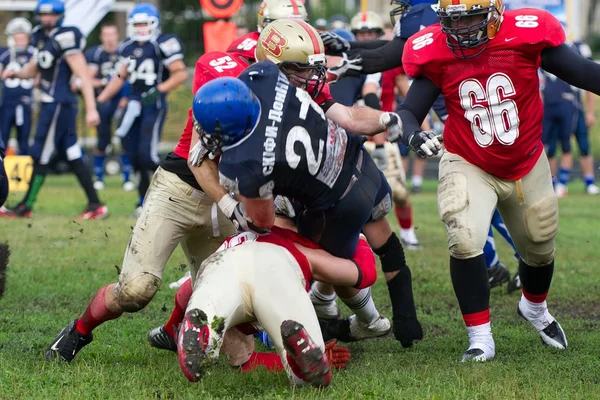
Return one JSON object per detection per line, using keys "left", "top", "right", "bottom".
{"left": 518, "top": 299, "right": 568, "bottom": 350}
{"left": 461, "top": 344, "right": 495, "bottom": 362}
{"left": 93, "top": 180, "right": 105, "bottom": 191}
{"left": 554, "top": 183, "right": 567, "bottom": 198}
{"left": 586, "top": 183, "right": 599, "bottom": 195}
{"left": 400, "top": 228, "right": 422, "bottom": 250}
{"left": 347, "top": 314, "right": 391, "bottom": 340}
{"left": 123, "top": 181, "right": 136, "bottom": 192}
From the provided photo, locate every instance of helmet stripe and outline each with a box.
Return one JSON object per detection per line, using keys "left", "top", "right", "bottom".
{"left": 289, "top": 0, "right": 300, "bottom": 15}
{"left": 451, "top": 0, "right": 460, "bottom": 4}
{"left": 361, "top": 12, "right": 367, "bottom": 22}
{"left": 295, "top": 20, "right": 321, "bottom": 54}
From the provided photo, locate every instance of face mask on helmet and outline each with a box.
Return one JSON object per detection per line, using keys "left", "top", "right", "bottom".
{"left": 128, "top": 4, "right": 160, "bottom": 42}
{"left": 280, "top": 53, "right": 327, "bottom": 99}
{"left": 36, "top": 0, "right": 65, "bottom": 29}
{"left": 389, "top": 0, "right": 410, "bottom": 26}
{"left": 437, "top": 1, "right": 503, "bottom": 59}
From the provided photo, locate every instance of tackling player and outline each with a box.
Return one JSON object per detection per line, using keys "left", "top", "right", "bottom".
{"left": 193, "top": 60, "right": 424, "bottom": 348}
{"left": 83, "top": 22, "right": 132, "bottom": 192}
{"left": 0, "top": 18, "right": 35, "bottom": 156}
{"left": 0, "top": 0, "right": 106, "bottom": 219}
{"left": 397, "top": 0, "right": 600, "bottom": 361}
{"left": 97, "top": 3, "right": 188, "bottom": 216}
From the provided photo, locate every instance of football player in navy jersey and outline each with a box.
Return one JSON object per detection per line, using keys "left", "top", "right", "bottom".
{"left": 0, "top": 18, "right": 35, "bottom": 156}
{"left": 0, "top": 0, "right": 107, "bottom": 219}
{"left": 193, "top": 63, "right": 424, "bottom": 348}
{"left": 97, "top": 3, "right": 188, "bottom": 216}
{"left": 82, "top": 22, "right": 132, "bottom": 192}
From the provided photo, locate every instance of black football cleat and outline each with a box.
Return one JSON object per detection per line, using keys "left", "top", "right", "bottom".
{"left": 488, "top": 262, "right": 510, "bottom": 288}
{"left": 507, "top": 272, "right": 521, "bottom": 294}
{"left": 45, "top": 319, "right": 93, "bottom": 362}
{"left": 148, "top": 325, "right": 177, "bottom": 352}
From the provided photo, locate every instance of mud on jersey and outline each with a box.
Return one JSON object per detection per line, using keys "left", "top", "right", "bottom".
{"left": 32, "top": 25, "right": 86, "bottom": 104}
{"left": 118, "top": 33, "right": 184, "bottom": 104}
{"left": 218, "top": 61, "right": 364, "bottom": 211}
{"left": 0, "top": 47, "right": 34, "bottom": 105}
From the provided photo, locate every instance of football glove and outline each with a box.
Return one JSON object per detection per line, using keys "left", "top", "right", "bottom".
{"left": 218, "top": 194, "right": 270, "bottom": 235}
{"left": 327, "top": 53, "right": 362, "bottom": 81}
{"left": 405, "top": 130, "right": 442, "bottom": 158}
{"left": 188, "top": 139, "right": 209, "bottom": 167}
{"left": 370, "top": 145, "right": 388, "bottom": 171}
{"left": 141, "top": 87, "right": 161, "bottom": 106}
{"left": 319, "top": 31, "right": 351, "bottom": 54}
{"left": 379, "top": 112, "right": 403, "bottom": 143}
{"left": 324, "top": 339, "right": 351, "bottom": 369}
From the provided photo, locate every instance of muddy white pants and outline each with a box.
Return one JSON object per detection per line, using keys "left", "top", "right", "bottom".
{"left": 187, "top": 241, "right": 324, "bottom": 382}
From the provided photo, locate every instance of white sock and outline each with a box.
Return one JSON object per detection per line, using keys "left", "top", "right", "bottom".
{"left": 466, "top": 322, "right": 495, "bottom": 358}
{"left": 412, "top": 175, "right": 423, "bottom": 187}
{"left": 310, "top": 282, "right": 336, "bottom": 304}
{"left": 519, "top": 296, "right": 554, "bottom": 331}
{"left": 400, "top": 227, "right": 415, "bottom": 237}
{"left": 340, "top": 288, "right": 379, "bottom": 325}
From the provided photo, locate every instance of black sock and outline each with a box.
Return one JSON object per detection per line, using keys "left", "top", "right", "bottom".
{"left": 22, "top": 163, "right": 48, "bottom": 209}
{"left": 519, "top": 259, "right": 554, "bottom": 298}
{"left": 0, "top": 157, "right": 7, "bottom": 207}
{"left": 450, "top": 255, "right": 489, "bottom": 315}
{"left": 69, "top": 158, "right": 100, "bottom": 205}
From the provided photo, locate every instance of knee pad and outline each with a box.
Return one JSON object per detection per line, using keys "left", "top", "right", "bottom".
{"left": 438, "top": 172, "right": 483, "bottom": 259}
{"left": 115, "top": 272, "right": 161, "bottom": 312}
{"left": 524, "top": 195, "right": 558, "bottom": 243}
{"left": 371, "top": 191, "right": 392, "bottom": 221}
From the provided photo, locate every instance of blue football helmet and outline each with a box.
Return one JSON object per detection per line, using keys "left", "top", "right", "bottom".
{"left": 36, "top": 0, "right": 65, "bottom": 28}
{"left": 330, "top": 28, "right": 356, "bottom": 42}
{"left": 192, "top": 77, "right": 261, "bottom": 153}
{"left": 389, "top": 0, "right": 436, "bottom": 25}
{"left": 128, "top": 3, "right": 160, "bottom": 42}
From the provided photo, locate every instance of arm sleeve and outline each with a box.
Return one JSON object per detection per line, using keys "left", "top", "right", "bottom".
{"left": 349, "top": 40, "right": 390, "bottom": 50}
{"left": 396, "top": 76, "right": 442, "bottom": 141}
{"left": 347, "top": 38, "right": 406, "bottom": 74}
{"left": 541, "top": 44, "right": 600, "bottom": 96}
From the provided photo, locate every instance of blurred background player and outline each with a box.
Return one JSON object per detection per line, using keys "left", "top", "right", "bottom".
{"left": 0, "top": 135, "right": 7, "bottom": 208}
{"left": 345, "top": 11, "right": 422, "bottom": 249}
{"left": 82, "top": 22, "right": 132, "bottom": 192}
{"left": 0, "top": 18, "right": 34, "bottom": 156}
{"left": 97, "top": 3, "right": 188, "bottom": 216}
{"left": 541, "top": 39, "right": 598, "bottom": 197}
{"left": 0, "top": 0, "right": 106, "bottom": 219}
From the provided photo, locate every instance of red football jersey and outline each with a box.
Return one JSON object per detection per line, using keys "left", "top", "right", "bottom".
{"left": 173, "top": 51, "right": 248, "bottom": 160}
{"left": 381, "top": 67, "right": 403, "bottom": 112}
{"left": 402, "top": 9, "right": 565, "bottom": 180}
{"left": 226, "top": 31, "right": 260, "bottom": 62}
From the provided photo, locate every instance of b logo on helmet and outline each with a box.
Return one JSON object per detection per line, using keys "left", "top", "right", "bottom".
{"left": 261, "top": 27, "right": 288, "bottom": 57}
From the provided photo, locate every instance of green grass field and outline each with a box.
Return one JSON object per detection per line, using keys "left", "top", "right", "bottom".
{"left": 0, "top": 176, "right": 599, "bottom": 400}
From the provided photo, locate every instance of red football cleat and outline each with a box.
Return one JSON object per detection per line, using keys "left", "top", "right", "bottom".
{"left": 79, "top": 204, "right": 108, "bottom": 220}
{"left": 177, "top": 309, "right": 212, "bottom": 382}
{"left": 281, "top": 319, "right": 331, "bottom": 388}
{"left": 0, "top": 204, "right": 32, "bottom": 218}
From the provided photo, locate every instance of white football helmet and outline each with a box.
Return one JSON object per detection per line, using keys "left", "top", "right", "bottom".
{"left": 5, "top": 18, "right": 32, "bottom": 53}
{"left": 127, "top": 3, "right": 160, "bottom": 42}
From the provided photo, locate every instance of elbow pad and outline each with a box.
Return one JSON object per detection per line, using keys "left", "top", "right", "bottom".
{"left": 353, "top": 238, "right": 377, "bottom": 289}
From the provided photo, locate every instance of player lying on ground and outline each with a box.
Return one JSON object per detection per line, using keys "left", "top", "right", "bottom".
{"left": 396, "top": 1, "right": 600, "bottom": 361}
{"left": 178, "top": 215, "right": 376, "bottom": 386}
{"left": 192, "top": 62, "right": 423, "bottom": 347}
